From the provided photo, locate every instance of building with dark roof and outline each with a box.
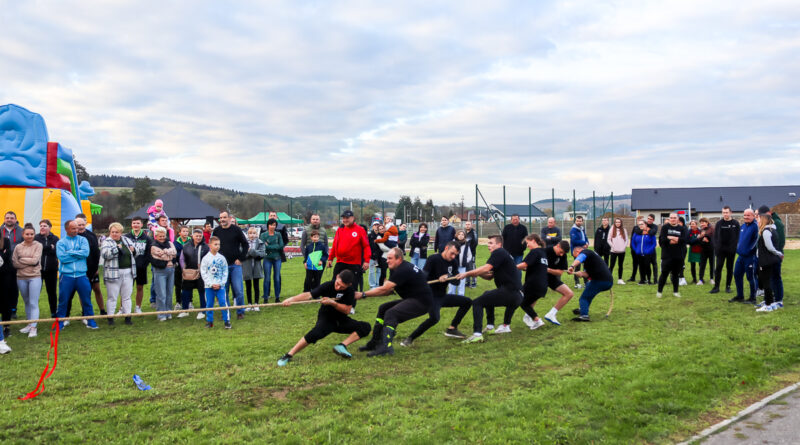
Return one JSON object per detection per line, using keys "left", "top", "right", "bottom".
{"left": 631, "top": 186, "right": 800, "bottom": 221}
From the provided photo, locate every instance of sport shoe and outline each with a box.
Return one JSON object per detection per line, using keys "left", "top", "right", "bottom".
{"left": 349, "top": 307, "right": 356, "bottom": 315}
{"left": 482, "top": 324, "right": 495, "bottom": 333}
{"left": 725, "top": 287, "right": 732, "bottom": 293}
{"left": 63, "top": 321, "right": 70, "bottom": 327}
{"left": 462, "top": 333, "right": 484, "bottom": 344}
{"left": 656, "top": 292, "right": 662, "bottom": 298}
{"left": 491, "top": 324, "right": 511, "bottom": 334}
{"left": 522, "top": 313, "right": 535, "bottom": 328}
{"left": 756, "top": 305, "right": 774, "bottom": 313}
{"left": 696, "top": 280, "right": 704, "bottom": 286}
{"left": 774, "top": 302, "right": 784, "bottom": 309}
{"left": 188, "top": 303, "right": 194, "bottom": 309}
{"left": 177, "top": 312, "right": 189, "bottom": 318}
{"left": 28, "top": 326, "right": 38, "bottom": 338}
{"left": 673, "top": 292, "right": 681, "bottom": 298}
{"left": 20, "top": 325, "right": 32, "bottom": 334}
{"left": 710, "top": 279, "right": 715, "bottom": 286}
{"left": 135, "top": 306, "right": 143, "bottom": 314}
{"left": 617, "top": 279, "right": 625, "bottom": 285}
{"left": 572, "top": 308, "right": 581, "bottom": 315}
{"left": 544, "top": 314, "right": 561, "bottom": 326}
{"left": 709, "top": 287, "right": 720, "bottom": 294}
{"left": 333, "top": 343, "right": 353, "bottom": 358}
{"left": 82, "top": 319, "right": 88, "bottom": 326}
{"left": 571, "top": 315, "right": 591, "bottom": 322}
{"left": 574, "top": 284, "right": 583, "bottom": 289}
{"left": 444, "top": 328, "right": 467, "bottom": 339}
{"left": 224, "top": 322, "right": 232, "bottom": 329}
{"left": 728, "top": 296, "right": 744, "bottom": 303}
{"left": 756, "top": 289, "right": 765, "bottom": 298}
{"left": 86, "top": 320, "right": 99, "bottom": 329}
{"left": 0, "top": 340, "right": 10, "bottom": 354}
{"left": 196, "top": 312, "right": 206, "bottom": 320}
{"left": 244, "top": 307, "right": 252, "bottom": 312}
{"left": 253, "top": 307, "right": 260, "bottom": 312}
{"left": 205, "top": 322, "right": 213, "bottom": 328}
{"left": 277, "top": 354, "right": 292, "bottom": 366}
{"left": 754, "top": 301, "right": 766, "bottom": 309}
{"left": 530, "top": 319, "right": 545, "bottom": 330}
{"left": 679, "top": 278, "right": 687, "bottom": 286}
{"left": 174, "top": 303, "right": 181, "bottom": 311}
{"left": 400, "top": 337, "right": 413, "bottom": 347}
{"left": 638, "top": 281, "right": 646, "bottom": 285}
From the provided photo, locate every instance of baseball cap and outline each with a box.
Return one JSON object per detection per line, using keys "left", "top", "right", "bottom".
{"left": 341, "top": 210, "right": 354, "bottom": 218}
{"left": 757, "top": 205, "right": 770, "bottom": 214}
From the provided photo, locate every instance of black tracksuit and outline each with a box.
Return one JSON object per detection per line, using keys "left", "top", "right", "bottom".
{"left": 408, "top": 253, "right": 472, "bottom": 340}
{"left": 658, "top": 224, "right": 687, "bottom": 293}
{"left": 594, "top": 225, "right": 611, "bottom": 265}
{"left": 713, "top": 218, "right": 739, "bottom": 289}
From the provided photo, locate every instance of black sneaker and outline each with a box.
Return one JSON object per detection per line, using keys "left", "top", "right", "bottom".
{"left": 744, "top": 298, "right": 757, "bottom": 305}
{"left": 725, "top": 287, "right": 732, "bottom": 293}
{"left": 638, "top": 281, "right": 646, "bottom": 285}
{"left": 444, "top": 328, "right": 467, "bottom": 339}
{"left": 628, "top": 276, "right": 636, "bottom": 282}
{"left": 224, "top": 322, "right": 232, "bottom": 329}
{"left": 709, "top": 287, "right": 720, "bottom": 294}
{"left": 124, "top": 317, "right": 133, "bottom": 325}
{"left": 571, "top": 315, "right": 591, "bottom": 322}
{"left": 728, "top": 296, "right": 744, "bottom": 303}
{"left": 107, "top": 318, "right": 114, "bottom": 326}
{"left": 205, "top": 322, "right": 213, "bottom": 328}
{"left": 358, "top": 342, "right": 376, "bottom": 352}
{"left": 572, "top": 308, "right": 581, "bottom": 315}
{"left": 3, "top": 327, "right": 10, "bottom": 338}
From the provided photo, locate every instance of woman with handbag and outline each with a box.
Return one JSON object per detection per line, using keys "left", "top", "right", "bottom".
{"left": 179, "top": 229, "right": 209, "bottom": 319}
{"left": 100, "top": 222, "right": 137, "bottom": 325}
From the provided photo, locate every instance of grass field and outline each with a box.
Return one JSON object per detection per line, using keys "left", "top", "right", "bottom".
{"left": 1, "top": 247, "right": 798, "bottom": 444}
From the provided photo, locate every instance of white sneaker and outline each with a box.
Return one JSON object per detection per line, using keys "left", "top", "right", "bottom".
{"left": 244, "top": 307, "right": 252, "bottom": 312}
{"left": 544, "top": 314, "right": 561, "bottom": 326}
{"left": 20, "top": 325, "right": 32, "bottom": 334}
{"left": 196, "top": 312, "right": 206, "bottom": 320}
{"left": 574, "top": 284, "right": 583, "bottom": 289}
{"left": 349, "top": 307, "right": 356, "bottom": 315}
{"left": 656, "top": 292, "right": 662, "bottom": 298}
{"left": 522, "top": 314, "right": 535, "bottom": 328}
{"left": 174, "top": 303, "right": 181, "bottom": 311}
{"left": 710, "top": 279, "right": 716, "bottom": 286}
{"left": 116, "top": 310, "right": 123, "bottom": 315}
{"left": 492, "top": 324, "right": 512, "bottom": 334}
{"left": 673, "top": 292, "right": 681, "bottom": 298}
{"left": 177, "top": 312, "right": 189, "bottom": 318}
{"left": 678, "top": 278, "right": 687, "bottom": 286}
{"left": 0, "top": 340, "right": 10, "bottom": 354}
{"left": 135, "top": 306, "right": 142, "bottom": 314}
{"left": 188, "top": 303, "right": 195, "bottom": 309}
{"left": 482, "top": 324, "right": 495, "bottom": 333}
{"left": 617, "top": 279, "right": 625, "bottom": 285}
{"left": 696, "top": 280, "right": 704, "bottom": 286}
{"left": 756, "top": 305, "right": 774, "bottom": 313}
{"left": 530, "top": 319, "right": 545, "bottom": 330}
{"left": 756, "top": 289, "right": 765, "bottom": 298}
{"left": 253, "top": 307, "right": 260, "bottom": 312}
{"left": 82, "top": 319, "right": 88, "bottom": 326}
{"left": 28, "top": 326, "right": 37, "bottom": 338}
{"left": 63, "top": 320, "right": 70, "bottom": 327}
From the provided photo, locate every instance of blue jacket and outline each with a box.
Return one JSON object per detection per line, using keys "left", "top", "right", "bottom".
{"left": 435, "top": 226, "right": 456, "bottom": 253}
{"left": 736, "top": 221, "right": 758, "bottom": 257}
{"left": 569, "top": 224, "right": 588, "bottom": 252}
{"left": 631, "top": 232, "right": 656, "bottom": 256}
{"left": 57, "top": 235, "right": 90, "bottom": 277}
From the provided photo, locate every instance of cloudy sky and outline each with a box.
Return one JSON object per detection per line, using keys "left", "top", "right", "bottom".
{"left": 2, "top": 1, "right": 799, "bottom": 203}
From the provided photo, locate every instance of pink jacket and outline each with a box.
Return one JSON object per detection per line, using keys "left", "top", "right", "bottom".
{"left": 607, "top": 228, "right": 628, "bottom": 253}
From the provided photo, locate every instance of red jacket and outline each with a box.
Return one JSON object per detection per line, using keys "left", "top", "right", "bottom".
{"left": 330, "top": 224, "right": 371, "bottom": 265}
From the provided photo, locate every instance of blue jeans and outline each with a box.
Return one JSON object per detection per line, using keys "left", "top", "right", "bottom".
{"left": 772, "top": 261, "right": 784, "bottom": 302}
{"left": 734, "top": 255, "right": 757, "bottom": 299}
{"left": 262, "top": 259, "right": 281, "bottom": 302}
{"left": 149, "top": 266, "right": 156, "bottom": 304}
{"left": 368, "top": 259, "right": 381, "bottom": 288}
{"left": 579, "top": 280, "right": 613, "bottom": 316}
{"left": 152, "top": 267, "right": 175, "bottom": 320}
{"left": 225, "top": 264, "right": 245, "bottom": 314}
{"left": 410, "top": 254, "right": 426, "bottom": 270}
{"left": 56, "top": 275, "right": 95, "bottom": 328}
{"left": 205, "top": 287, "right": 229, "bottom": 323}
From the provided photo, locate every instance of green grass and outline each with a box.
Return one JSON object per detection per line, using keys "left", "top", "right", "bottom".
{"left": 1, "top": 248, "right": 799, "bottom": 444}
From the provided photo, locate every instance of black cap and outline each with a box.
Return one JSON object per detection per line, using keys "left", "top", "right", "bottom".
{"left": 758, "top": 205, "right": 770, "bottom": 214}
{"left": 341, "top": 210, "right": 354, "bottom": 218}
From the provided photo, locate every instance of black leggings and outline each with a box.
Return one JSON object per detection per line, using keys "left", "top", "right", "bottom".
{"left": 758, "top": 265, "right": 774, "bottom": 305}
{"left": 245, "top": 279, "right": 261, "bottom": 304}
{"left": 520, "top": 289, "right": 546, "bottom": 319}
{"left": 629, "top": 248, "right": 639, "bottom": 280}
{"left": 43, "top": 269, "right": 59, "bottom": 317}
{"left": 699, "top": 249, "right": 715, "bottom": 282}
{"left": 658, "top": 258, "right": 683, "bottom": 293}
{"left": 715, "top": 252, "right": 735, "bottom": 288}
{"left": 408, "top": 294, "right": 472, "bottom": 340}
{"left": 609, "top": 252, "right": 625, "bottom": 280}
{"left": 474, "top": 286, "right": 523, "bottom": 333}
{"left": 637, "top": 254, "right": 653, "bottom": 282}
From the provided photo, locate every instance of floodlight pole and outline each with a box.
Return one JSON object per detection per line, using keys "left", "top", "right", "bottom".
{"left": 528, "top": 186, "right": 532, "bottom": 232}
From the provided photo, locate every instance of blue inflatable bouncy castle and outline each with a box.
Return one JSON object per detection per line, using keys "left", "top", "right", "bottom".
{"left": 0, "top": 104, "right": 100, "bottom": 236}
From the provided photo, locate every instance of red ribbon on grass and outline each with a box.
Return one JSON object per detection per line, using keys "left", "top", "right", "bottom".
{"left": 18, "top": 319, "right": 60, "bottom": 401}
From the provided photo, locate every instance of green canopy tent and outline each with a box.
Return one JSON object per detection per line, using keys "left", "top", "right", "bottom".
{"left": 237, "top": 212, "right": 303, "bottom": 225}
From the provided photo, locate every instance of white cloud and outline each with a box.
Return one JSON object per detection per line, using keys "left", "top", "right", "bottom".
{"left": 1, "top": 0, "right": 799, "bottom": 203}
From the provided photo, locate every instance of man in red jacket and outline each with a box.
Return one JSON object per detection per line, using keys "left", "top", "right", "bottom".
{"left": 328, "top": 210, "right": 371, "bottom": 294}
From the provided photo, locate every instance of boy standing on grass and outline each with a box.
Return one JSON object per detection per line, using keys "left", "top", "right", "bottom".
{"left": 277, "top": 270, "right": 369, "bottom": 366}
{"left": 201, "top": 236, "right": 231, "bottom": 329}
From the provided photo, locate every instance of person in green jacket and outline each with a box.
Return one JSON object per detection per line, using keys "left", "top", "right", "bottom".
{"left": 261, "top": 219, "right": 285, "bottom": 303}
{"left": 759, "top": 206, "right": 784, "bottom": 305}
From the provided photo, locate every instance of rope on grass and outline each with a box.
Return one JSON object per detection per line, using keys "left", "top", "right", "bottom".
{"left": 0, "top": 300, "right": 324, "bottom": 327}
